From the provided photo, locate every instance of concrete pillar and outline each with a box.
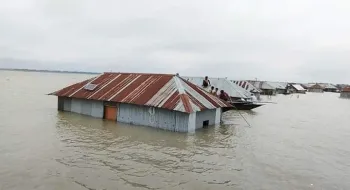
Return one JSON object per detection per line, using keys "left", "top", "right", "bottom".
{"left": 188, "top": 112, "right": 196, "bottom": 132}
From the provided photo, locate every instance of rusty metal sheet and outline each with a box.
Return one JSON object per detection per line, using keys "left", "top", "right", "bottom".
{"left": 52, "top": 72, "right": 231, "bottom": 113}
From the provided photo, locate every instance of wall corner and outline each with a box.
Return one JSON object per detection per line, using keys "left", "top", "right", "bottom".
{"left": 187, "top": 112, "right": 196, "bottom": 132}
{"left": 215, "top": 108, "right": 222, "bottom": 124}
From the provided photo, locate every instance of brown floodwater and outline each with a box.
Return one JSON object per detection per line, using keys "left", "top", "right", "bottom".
{"left": 1, "top": 70, "right": 350, "bottom": 190}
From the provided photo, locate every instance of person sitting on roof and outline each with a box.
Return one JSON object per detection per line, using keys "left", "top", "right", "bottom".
{"left": 202, "top": 76, "right": 211, "bottom": 88}
{"left": 215, "top": 88, "right": 219, "bottom": 96}
{"left": 219, "top": 90, "right": 231, "bottom": 102}
{"left": 209, "top": 86, "right": 216, "bottom": 95}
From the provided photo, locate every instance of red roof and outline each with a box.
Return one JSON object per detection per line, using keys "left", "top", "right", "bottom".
{"left": 342, "top": 86, "right": 350, "bottom": 92}
{"left": 50, "top": 72, "right": 231, "bottom": 113}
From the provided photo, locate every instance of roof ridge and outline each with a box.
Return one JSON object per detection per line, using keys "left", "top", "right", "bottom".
{"left": 174, "top": 76, "right": 193, "bottom": 113}
{"left": 103, "top": 72, "right": 174, "bottom": 76}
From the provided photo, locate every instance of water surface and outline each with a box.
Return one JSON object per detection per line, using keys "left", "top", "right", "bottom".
{"left": 1, "top": 71, "right": 349, "bottom": 190}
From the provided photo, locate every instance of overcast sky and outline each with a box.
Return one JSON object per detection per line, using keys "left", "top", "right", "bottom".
{"left": 0, "top": 0, "right": 350, "bottom": 83}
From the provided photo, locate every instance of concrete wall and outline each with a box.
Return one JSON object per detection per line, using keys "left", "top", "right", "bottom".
{"left": 58, "top": 97, "right": 104, "bottom": 118}
{"left": 340, "top": 92, "right": 350, "bottom": 99}
{"left": 117, "top": 103, "right": 190, "bottom": 132}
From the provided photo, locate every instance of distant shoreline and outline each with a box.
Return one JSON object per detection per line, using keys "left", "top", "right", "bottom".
{"left": 0, "top": 68, "right": 100, "bottom": 75}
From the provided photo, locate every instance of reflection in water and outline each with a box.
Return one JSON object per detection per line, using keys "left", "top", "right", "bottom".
{"left": 54, "top": 112, "right": 242, "bottom": 189}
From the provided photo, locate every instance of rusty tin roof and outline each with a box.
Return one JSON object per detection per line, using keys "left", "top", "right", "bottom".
{"left": 342, "top": 86, "right": 350, "bottom": 92}
{"left": 50, "top": 72, "right": 231, "bottom": 113}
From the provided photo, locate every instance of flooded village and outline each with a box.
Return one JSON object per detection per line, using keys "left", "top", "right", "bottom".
{"left": 49, "top": 71, "right": 350, "bottom": 133}
{"left": 2, "top": 0, "right": 350, "bottom": 189}
{"left": 2, "top": 70, "right": 350, "bottom": 190}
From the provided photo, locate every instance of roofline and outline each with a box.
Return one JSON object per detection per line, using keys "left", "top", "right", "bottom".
{"left": 103, "top": 72, "right": 175, "bottom": 76}
{"left": 50, "top": 95, "right": 231, "bottom": 113}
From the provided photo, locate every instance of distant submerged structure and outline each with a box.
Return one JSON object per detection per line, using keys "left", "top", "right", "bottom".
{"left": 308, "top": 84, "right": 324, "bottom": 93}
{"left": 340, "top": 86, "right": 350, "bottom": 99}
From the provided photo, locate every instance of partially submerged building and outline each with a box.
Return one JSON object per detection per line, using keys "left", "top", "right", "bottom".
{"left": 248, "top": 81, "right": 279, "bottom": 95}
{"left": 301, "top": 83, "right": 312, "bottom": 90}
{"left": 231, "top": 80, "right": 261, "bottom": 100}
{"left": 336, "top": 84, "right": 348, "bottom": 92}
{"left": 183, "top": 77, "right": 251, "bottom": 101}
{"left": 340, "top": 86, "right": 350, "bottom": 99}
{"left": 49, "top": 72, "right": 232, "bottom": 132}
{"left": 269, "top": 82, "right": 288, "bottom": 94}
{"left": 288, "top": 84, "right": 307, "bottom": 94}
{"left": 308, "top": 84, "right": 324, "bottom": 93}
{"left": 322, "top": 83, "right": 338, "bottom": 92}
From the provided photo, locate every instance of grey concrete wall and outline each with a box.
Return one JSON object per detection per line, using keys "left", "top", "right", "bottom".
{"left": 117, "top": 103, "right": 189, "bottom": 132}
{"left": 195, "top": 109, "right": 216, "bottom": 129}
{"left": 69, "top": 98, "right": 103, "bottom": 118}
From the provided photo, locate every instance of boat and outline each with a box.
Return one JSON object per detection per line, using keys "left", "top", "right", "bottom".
{"left": 181, "top": 76, "right": 265, "bottom": 111}
{"left": 231, "top": 101, "right": 264, "bottom": 110}
{"left": 222, "top": 101, "right": 264, "bottom": 112}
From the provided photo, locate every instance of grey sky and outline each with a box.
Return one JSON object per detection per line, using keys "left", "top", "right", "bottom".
{"left": 0, "top": 0, "right": 350, "bottom": 83}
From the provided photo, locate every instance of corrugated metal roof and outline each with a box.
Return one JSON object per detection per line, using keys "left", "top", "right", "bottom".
{"left": 50, "top": 72, "right": 231, "bottom": 113}
{"left": 303, "top": 83, "right": 314, "bottom": 88}
{"left": 268, "top": 82, "right": 287, "bottom": 89}
{"left": 248, "top": 81, "right": 275, "bottom": 90}
{"left": 182, "top": 77, "right": 249, "bottom": 98}
{"left": 291, "top": 84, "right": 306, "bottom": 91}
{"left": 231, "top": 80, "right": 261, "bottom": 93}
{"left": 248, "top": 81, "right": 287, "bottom": 90}
{"left": 324, "top": 83, "right": 337, "bottom": 89}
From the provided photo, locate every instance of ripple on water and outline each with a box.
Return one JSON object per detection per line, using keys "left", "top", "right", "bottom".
{"left": 1, "top": 72, "right": 350, "bottom": 189}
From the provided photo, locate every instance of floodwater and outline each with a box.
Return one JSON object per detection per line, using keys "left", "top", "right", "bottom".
{"left": 1, "top": 71, "right": 350, "bottom": 190}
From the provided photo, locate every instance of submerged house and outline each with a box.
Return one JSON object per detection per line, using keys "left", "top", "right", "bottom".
{"left": 269, "top": 82, "right": 288, "bottom": 94}
{"left": 301, "top": 83, "right": 312, "bottom": 90}
{"left": 288, "top": 84, "right": 307, "bottom": 94}
{"left": 231, "top": 80, "right": 261, "bottom": 100}
{"left": 322, "top": 84, "right": 338, "bottom": 92}
{"left": 336, "top": 84, "right": 348, "bottom": 92}
{"left": 248, "top": 81, "right": 278, "bottom": 95}
{"left": 308, "top": 84, "right": 324, "bottom": 93}
{"left": 182, "top": 77, "right": 251, "bottom": 101}
{"left": 50, "top": 72, "right": 231, "bottom": 132}
{"left": 340, "top": 86, "right": 350, "bottom": 99}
